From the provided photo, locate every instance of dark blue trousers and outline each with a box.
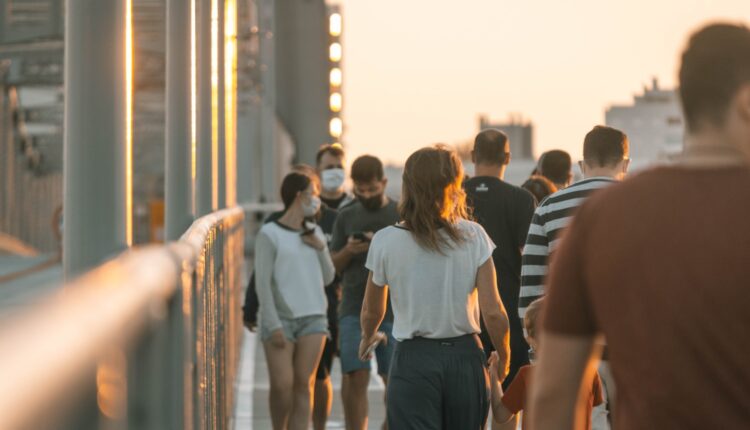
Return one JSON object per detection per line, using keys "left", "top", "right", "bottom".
{"left": 386, "top": 334, "right": 490, "bottom": 429}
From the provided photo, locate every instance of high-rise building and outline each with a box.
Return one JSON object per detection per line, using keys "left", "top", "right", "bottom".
{"left": 605, "top": 78, "right": 684, "bottom": 165}
{"left": 478, "top": 114, "right": 534, "bottom": 160}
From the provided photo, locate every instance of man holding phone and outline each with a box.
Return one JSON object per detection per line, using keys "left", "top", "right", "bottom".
{"left": 331, "top": 155, "right": 399, "bottom": 430}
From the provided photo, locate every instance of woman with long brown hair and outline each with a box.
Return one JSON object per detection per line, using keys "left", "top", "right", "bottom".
{"left": 359, "top": 145, "right": 511, "bottom": 428}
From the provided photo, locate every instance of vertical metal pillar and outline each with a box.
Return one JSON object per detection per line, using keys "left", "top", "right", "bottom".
{"left": 259, "top": 0, "right": 278, "bottom": 202}
{"left": 165, "top": 0, "right": 194, "bottom": 240}
{"left": 235, "top": 0, "right": 260, "bottom": 205}
{"left": 235, "top": 100, "right": 262, "bottom": 204}
{"left": 274, "top": 0, "right": 330, "bottom": 165}
{"left": 196, "top": 0, "right": 214, "bottom": 216}
{"left": 63, "top": 0, "right": 130, "bottom": 279}
{"left": 224, "top": 0, "right": 238, "bottom": 208}
{"left": 216, "top": 0, "right": 227, "bottom": 209}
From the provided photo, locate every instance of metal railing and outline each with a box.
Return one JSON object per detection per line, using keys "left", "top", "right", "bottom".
{"left": 0, "top": 206, "right": 245, "bottom": 430}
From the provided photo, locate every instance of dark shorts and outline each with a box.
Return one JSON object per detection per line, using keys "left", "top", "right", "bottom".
{"left": 387, "top": 334, "right": 490, "bottom": 429}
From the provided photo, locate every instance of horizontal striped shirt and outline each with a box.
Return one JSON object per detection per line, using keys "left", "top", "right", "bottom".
{"left": 518, "top": 177, "right": 616, "bottom": 321}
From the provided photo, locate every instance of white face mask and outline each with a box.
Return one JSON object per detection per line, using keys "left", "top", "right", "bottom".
{"left": 321, "top": 168, "right": 345, "bottom": 192}
{"left": 302, "top": 195, "right": 321, "bottom": 217}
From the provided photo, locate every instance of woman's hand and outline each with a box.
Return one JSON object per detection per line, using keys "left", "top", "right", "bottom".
{"left": 358, "top": 331, "right": 387, "bottom": 361}
{"left": 301, "top": 232, "right": 326, "bottom": 251}
{"left": 270, "top": 329, "right": 286, "bottom": 348}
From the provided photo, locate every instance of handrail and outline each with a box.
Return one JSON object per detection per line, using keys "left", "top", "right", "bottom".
{"left": 0, "top": 247, "right": 179, "bottom": 429}
{"left": 0, "top": 206, "right": 245, "bottom": 430}
{"left": 238, "top": 201, "right": 284, "bottom": 214}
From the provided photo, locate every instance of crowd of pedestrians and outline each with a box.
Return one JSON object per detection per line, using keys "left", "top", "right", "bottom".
{"left": 244, "top": 22, "right": 750, "bottom": 429}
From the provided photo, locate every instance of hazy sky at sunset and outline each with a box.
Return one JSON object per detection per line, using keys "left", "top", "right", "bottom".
{"left": 339, "top": 0, "right": 750, "bottom": 165}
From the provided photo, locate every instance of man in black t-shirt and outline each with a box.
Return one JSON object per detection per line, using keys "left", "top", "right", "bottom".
{"left": 465, "top": 129, "right": 536, "bottom": 392}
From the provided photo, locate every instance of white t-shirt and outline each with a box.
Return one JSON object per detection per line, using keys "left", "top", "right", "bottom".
{"left": 365, "top": 219, "right": 495, "bottom": 340}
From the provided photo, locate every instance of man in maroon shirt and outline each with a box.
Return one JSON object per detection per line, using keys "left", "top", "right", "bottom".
{"left": 529, "top": 23, "right": 750, "bottom": 429}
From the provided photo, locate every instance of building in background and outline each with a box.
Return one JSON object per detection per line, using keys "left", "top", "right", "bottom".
{"left": 605, "top": 78, "right": 684, "bottom": 166}
{"left": 1, "top": 0, "right": 334, "bottom": 251}
{"left": 0, "top": 0, "right": 64, "bottom": 253}
{"left": 478, "top": 114, "right": 534, "bottom": 160}
{"left": 1, "top": 0, "right": 177, "bottom": 246}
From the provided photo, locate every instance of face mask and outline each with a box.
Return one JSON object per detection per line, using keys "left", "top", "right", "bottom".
{"left": 356, "top": 193, "right": 383, "bottom": 211}
{"left": 302, "top": 195, "right": 321, "bottom": 217}
{"left": 321, "top": 168, "right": 345, "bottom": 192}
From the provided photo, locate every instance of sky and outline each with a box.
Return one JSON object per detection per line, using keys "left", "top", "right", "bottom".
{"left": 338, "top": 0, "right": 750, "bottom": 165}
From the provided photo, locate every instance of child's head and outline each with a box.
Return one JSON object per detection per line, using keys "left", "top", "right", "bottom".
{"left": 524, "top": 297, "right": 544, "bottom": 352}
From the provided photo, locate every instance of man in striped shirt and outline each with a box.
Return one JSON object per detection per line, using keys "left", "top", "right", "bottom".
{"left": 519, "top": 125, "right": 629, "bottom": 429}
{"left": 519, "top": 126, "right": 630, "bottom": 319}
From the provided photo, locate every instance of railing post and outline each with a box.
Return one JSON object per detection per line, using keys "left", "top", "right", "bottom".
{"left": 63, "top": 0, "right": 131, "bottom": 279}
{"left": 259, "top": 0, "right": 279, "bottom": 202}
{"left": 196, "top": 0, "right": 214, "bottom": 217}
{"left": 224, "top": 0, "right": 238, "bottom": 208}
{"left": 235, "top": 0, "right": 260, "bottom": 205}
{"left": 168, "top": 288, "right": 187, "bottom": 430}
{"left": 216, "top": 0, "right": 227, "bottom": 209}
{"left": 165, "top": 0, "right": 195, "bottom": 241}
{"left": 127, "top": 321, "right": 169, "bottom": 429}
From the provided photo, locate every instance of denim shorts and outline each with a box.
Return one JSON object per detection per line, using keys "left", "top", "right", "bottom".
{"left": 338, "top": 315, "right": 395, "bottom": 376}
{"left": 260, "top": 314, "right": 329, "bottom": 342}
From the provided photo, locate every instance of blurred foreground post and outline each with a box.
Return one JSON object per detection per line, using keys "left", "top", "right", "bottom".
{"left": 63, "top": 0, "right": 131, "bottom": 279}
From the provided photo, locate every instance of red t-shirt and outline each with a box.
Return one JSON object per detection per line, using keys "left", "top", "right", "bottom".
{"left": 502, "top": 365, "right": 603, "bottom": 430}
{"left": 544, "top": 167, "right": 750, "bottom": 429}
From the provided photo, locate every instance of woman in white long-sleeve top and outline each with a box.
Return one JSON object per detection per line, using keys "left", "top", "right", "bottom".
{"left": 255, "top": 172, "right": 336, "bottom": 430}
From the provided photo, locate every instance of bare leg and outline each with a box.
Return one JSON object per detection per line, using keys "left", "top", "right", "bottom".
{"left": 263, "top": 339, "right": 295, "bottom": 430}
{"left": 289, "top": 334, "right": 326, "bottom": 430}
{"left": 342, "top": 369, "right": 370, "bottom": 430}
{"left": 313, "top": 377, "right": 333, "bottom": 430}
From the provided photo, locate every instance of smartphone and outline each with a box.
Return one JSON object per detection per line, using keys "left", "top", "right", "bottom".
{"left": 351, "top": 231, "right": 371, "bottom": 242}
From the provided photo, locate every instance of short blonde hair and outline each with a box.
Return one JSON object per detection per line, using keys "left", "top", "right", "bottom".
{"left": 524, "top": 297, "right": 545, "bottom": 340}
